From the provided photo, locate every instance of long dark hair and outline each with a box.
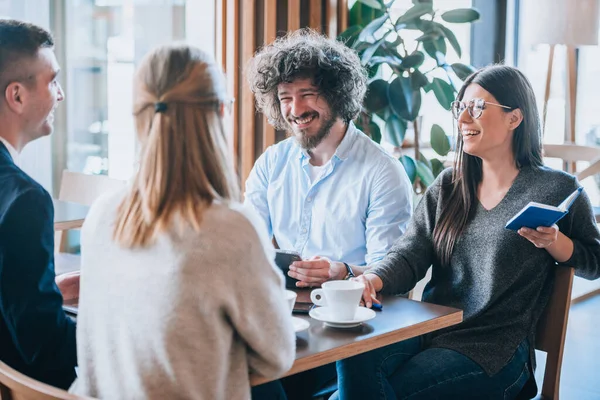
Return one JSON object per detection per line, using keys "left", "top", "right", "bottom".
{"left": 433, "top": 64, "right": 544, "bottom": 266}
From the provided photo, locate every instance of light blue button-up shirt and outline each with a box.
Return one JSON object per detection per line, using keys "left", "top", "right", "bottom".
{"left": 244, "top": 123, "right": 413, "bottom": 266}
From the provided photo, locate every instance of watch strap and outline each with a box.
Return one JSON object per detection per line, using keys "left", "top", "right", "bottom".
{"left": 343, "top": 262, "right": 355, "bottom": 280}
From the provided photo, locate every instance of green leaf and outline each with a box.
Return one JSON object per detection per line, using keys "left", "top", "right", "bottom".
{"left": 338, "top": 25, "right": 363, "bottom": 47}
{"left": 374, "top": 106, "right": 392, "bottom": 121}
{"left": 399, "top": 155, "right": 417, "bottom": 183}
{"left": 451, "top": 62, "right": 476, "bottom": 80}
{"left": 360, "top": 37, "right": 385, "bottom": 65}
{"left": 358, "top": 13, "right": 389, "bottom": 42}
{"left": 366, "top": 63, "right": 380, "bottom": 79}
{"left": 418, "top": 151, "right": 432, "bottom": 169}
{"left": 368, "top": 121, "right": 382, "bottom": 143}
{"left": 394, "top": 3, "right": 433, "bottom": 28}
{"left": 441, "top": 8, "right": 481, "bottom": 23}
{"left": 422, "top": 37, "right": 446, "bottom": 65}
{"left": 416, "top": 160, "right": 435, "bottom": 187}
{"left": 350, "top": 0, "right": 385, "bottom": 26}
{"left": 367, "top": 55, "right": 402, "bottom": 70}
{"left": 358, "top": 0, "right": 383, "bottom": 9}
{"left": 430, "top": 77, "right": 455, "bottom": 110}
{"left": 430, "top": 158, "right": 445, "bottom": 177}
{"left": 430, "top": 124, "right": 451, "bottom": 156}
{"left": 365, "top": 79, "right": 390, "bottom": 112}
{"left": 402, "top": 51, "right": 425, "bottom": 69}
{"left": 384, "top": 114, "right": 407, "bottom": 147}
{"left": 436, "top": 23, "right": 462, "bottom": 58}
{"left": 411, "top": 70, "right": 429, "bottom": 88}
{"left": 388, "top": 76, "right": 421, "bottom": 121}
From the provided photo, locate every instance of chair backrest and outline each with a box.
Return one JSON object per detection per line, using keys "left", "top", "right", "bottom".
{"left": 58, "top": 170, "right": 127, "bottom": 207}
{"left": 543, "top": 143, "right": 600, "bottom": 181}
{"left": 0, "top": 361, "right": 88, "bottom": 400}
{"left": 535, "top": 266, "right": 575, "bottom": 400}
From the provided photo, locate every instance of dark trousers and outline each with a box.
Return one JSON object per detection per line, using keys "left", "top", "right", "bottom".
{"left": 251, "top": 363, "right": 337, "bottom": 400}
{"left": 331, "top": 337, "right": 530, "bottom": 400}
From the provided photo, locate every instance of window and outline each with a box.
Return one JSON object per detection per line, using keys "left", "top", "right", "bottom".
{"left": 516, "top": 2, "right": 600, "bottom": 203}
{"left": 0, "top": 0, "right": 53, "bottom": 191}
{"left": 58, "top": 0, "right": 186, "bottom": 181}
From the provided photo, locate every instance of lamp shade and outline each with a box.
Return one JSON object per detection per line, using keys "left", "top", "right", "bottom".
{"left": 523, "top": 0, "right": 599, "bottom": 46}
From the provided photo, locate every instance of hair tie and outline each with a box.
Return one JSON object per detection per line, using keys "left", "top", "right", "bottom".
{"left": 154, "top": 102, "right": 167, "bottom": 113}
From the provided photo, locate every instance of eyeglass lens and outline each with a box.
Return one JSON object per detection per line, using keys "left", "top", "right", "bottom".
{"left": 451, "top": 99, "right": 485, "bottom": 119}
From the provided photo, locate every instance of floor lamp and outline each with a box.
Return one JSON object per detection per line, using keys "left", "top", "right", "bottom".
{"left": 524, "top": 0, "right": 599, "bottom": 171}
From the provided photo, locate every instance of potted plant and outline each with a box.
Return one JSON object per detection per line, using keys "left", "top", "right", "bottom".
{"left": 339, "top": 0, "right": 480, "bottom": 192}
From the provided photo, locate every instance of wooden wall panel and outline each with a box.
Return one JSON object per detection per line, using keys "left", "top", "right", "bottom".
{"left": 288, "top": 0, "right": 301, "bottom": 31}
{"left": 219, "top": 0, "right": 349, "bottom": 185}
{"left": 239, "top": 0, "right": 257, "bottom": 181}
{"left": 309, "top": 0, "right": 322, "bottom": 29}
{"left": 262, "top": 0, "right": 277, "bottom": 152}
{"left": 224, "top": 0, "right": 239, "bottom": 171}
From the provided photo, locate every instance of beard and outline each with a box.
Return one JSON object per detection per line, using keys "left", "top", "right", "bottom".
{"left": 290, "top": 111, "right": 337, "bottom": 150}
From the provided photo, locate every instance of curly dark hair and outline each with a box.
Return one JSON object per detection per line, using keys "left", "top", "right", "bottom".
{"left": 246, "top": 29, "right": 367, "bottom": 131}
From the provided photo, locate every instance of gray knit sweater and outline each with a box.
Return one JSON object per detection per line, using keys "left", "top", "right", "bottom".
{"left": 371, "top": 166, "right": 600, "bottom": 376}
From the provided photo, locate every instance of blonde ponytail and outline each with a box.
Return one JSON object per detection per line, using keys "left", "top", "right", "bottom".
{"left": 113, "top": 45, "right": 238, "bottom": 248}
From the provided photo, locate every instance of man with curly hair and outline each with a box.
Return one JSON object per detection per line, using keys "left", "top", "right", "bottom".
{"left": 245, "top": 30, "right": 413, "bottom": 399}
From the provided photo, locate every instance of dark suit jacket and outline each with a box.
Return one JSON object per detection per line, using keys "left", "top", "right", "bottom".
{"left": 0, "top": 141, "right": 76, "bottom": 389}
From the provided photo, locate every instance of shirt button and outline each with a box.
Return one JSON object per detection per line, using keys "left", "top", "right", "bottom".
{"left": 307, "top": 197, "right": 312, "bottom": 202}
{"left": 301, "top": 228, "right": 307, "bottom": 233}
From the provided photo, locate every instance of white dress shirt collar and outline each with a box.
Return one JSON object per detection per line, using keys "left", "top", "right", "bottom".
{"left": 0, "top": 136, "right": 19, "bottom": 164}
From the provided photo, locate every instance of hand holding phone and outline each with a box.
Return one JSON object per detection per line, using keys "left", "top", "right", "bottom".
{"left": 275, "top": 250, "right": 302, "bottom": 289}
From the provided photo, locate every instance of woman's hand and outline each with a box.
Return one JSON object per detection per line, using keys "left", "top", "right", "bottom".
{"left": 519, "top": 224, "right": 574, "bottom": 262}
{"left": 518, "top": 224, "right": 559, "bottom": 248}
{"left": 350, "top": 273, "right": 383, "bottom": 308}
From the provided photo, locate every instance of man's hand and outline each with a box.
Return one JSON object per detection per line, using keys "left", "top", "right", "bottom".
{"left": 288, "top": 256, "right": 346, "bottom": 288}
{"left": 55, "top": 271, "right": 80, "bottom": 301}
{"left": 518, "top": 224, "right": 559, "bottom": 249}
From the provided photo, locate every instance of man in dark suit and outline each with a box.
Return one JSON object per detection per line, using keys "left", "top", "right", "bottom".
{"left": 0, "top": 19, "right": 78, "bottom": 389}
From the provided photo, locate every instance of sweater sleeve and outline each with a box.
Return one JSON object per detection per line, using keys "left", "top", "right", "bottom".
{"left": 370, "top": 171, "right": 445, "bottom": 295}
{"left": 557, "top": 186, "right": 600, "bottom": 279}
{"left": 222, "top": 205, "right": 296, "bottom": 379}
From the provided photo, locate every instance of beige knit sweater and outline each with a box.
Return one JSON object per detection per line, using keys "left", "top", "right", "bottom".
{"left": 70, "top": 189, "right": 296, "bottom": 400}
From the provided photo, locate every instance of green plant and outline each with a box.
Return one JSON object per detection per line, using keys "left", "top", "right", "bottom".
{"left": 339, "top": 0, "right": 480, "bottom": 192}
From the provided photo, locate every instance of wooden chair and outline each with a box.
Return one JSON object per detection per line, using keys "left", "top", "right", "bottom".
{"left": 524, "top": 266, "right": 575, "bottom": 400}
{"left": 543, "top": 143, "right": 600, "bottom": 223}
{"left": 0, "top": 361, "right": 91, "bottom": 400}
{"left": 58, "top": 170, "right": 127, "bottom": 207}
{"left": 55, "top": 170, "right": 126, "bottom": 252}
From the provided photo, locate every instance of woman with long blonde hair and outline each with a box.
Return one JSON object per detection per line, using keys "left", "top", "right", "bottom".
{"left": 70, "top": 44, "right": 295, "bottom": 400}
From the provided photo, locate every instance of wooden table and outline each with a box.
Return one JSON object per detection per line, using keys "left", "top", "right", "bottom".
{"left": 250, "top": 292, "right": 463, "bottom": 386}
{"left": 53, "top": 200, "right": 89, "bottom": 231}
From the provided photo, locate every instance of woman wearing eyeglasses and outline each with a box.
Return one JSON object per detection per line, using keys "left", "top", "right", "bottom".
{"left": 332, "top": 64, "right": 600, "bottom": 399}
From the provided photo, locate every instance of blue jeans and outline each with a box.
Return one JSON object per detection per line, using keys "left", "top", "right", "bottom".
{"left": 332, "top": 337, "right": 530, "bottom": 400}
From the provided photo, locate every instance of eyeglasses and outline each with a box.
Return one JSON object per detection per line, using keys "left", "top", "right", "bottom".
{"left": 451, "top": 98, "right": 512, "bottom": 120}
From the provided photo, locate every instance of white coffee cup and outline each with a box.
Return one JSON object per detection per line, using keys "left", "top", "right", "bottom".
{"left": 310, "top": 280, "right": 364, "bottom": 321}
{"left": 285, "top": 290, "right": 297, "bottom": 313}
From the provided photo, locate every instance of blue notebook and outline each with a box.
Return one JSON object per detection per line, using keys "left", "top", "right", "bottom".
{"left": 505, "top": 187, "right": 583, "bottom": 231}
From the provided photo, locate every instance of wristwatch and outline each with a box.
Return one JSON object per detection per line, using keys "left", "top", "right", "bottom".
{"left": 343, "top": 262, "right": 355, "bottom": 280}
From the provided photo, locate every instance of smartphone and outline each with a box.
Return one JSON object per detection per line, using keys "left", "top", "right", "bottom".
{"left": 292, "top": 302, "right": 313, "bottom": 314}
{"left": 275, "top": 249, "right": 302, "bottom": 289}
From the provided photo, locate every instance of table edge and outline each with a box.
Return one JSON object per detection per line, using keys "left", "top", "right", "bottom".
{"left": 250, "top": 308, "right": 463, "bottom": 386}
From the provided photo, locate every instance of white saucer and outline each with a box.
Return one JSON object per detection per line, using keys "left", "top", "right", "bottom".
{"left": 309, "top": 306, "right": 376, "bottom": 328}
{"left": 292, "top": 316, "right": 310, "bottom": 332}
